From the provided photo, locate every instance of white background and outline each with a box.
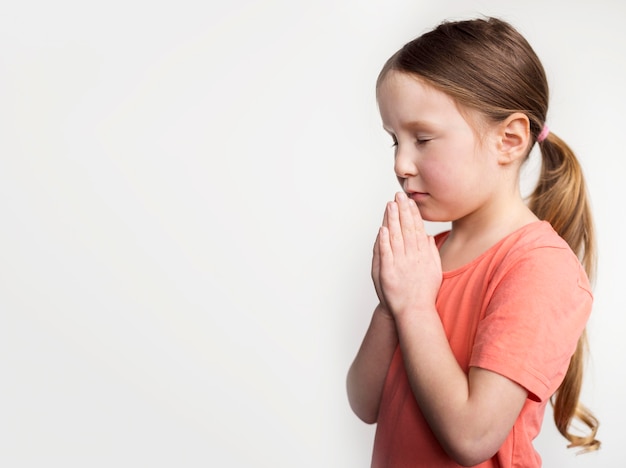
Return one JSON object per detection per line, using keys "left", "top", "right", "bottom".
{"left": 0, "top": 0, "right": 623, "bottom": 466}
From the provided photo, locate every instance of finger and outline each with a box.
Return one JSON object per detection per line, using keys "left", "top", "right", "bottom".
{"left": 395, "top": 192, "right": 418, "bottom": 248}
{"left": 386, "top": 201, "right": 405, "bottom": 254}
{"left": 378, "top": 226, "right": 393, "bottom": 262}
{"left": 372, "top": 229, "right": 381, "bottom": 268}
{"left": 407, "top": 193, "right": 426, "bottom": 233}
{"left": 372, "top": 231, "right": 382, "bottom": 293}
{"left": 382, "top": 201, "right": 389, "bottom": 228}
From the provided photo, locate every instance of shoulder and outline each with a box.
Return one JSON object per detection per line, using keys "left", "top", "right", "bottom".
{"left": 483, "top": 222, "right": 593, "bottom": 315}
{"left": 492, "top": 221, "right": 588, "bottom": 287}
{"left": 499, "top": 220, "right": 571, "bottom": 253}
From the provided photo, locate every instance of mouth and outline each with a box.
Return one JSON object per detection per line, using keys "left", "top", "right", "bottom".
{"left": 406, "top": 191, "right": 429, "bottom": 202}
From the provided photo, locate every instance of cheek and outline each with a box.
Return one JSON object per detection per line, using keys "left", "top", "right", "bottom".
{"left": 424, "top": 145, "right": 481, "bottom": 186}
{"left": 422, "top": 160, "right": 479, "bottom": 201}
{"left": 420, "top": 160, "right": 455, "bottom": 187}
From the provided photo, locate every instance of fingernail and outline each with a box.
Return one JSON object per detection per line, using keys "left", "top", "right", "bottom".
{"left": 397, "top": 191, "right": 407, "bottom": 201}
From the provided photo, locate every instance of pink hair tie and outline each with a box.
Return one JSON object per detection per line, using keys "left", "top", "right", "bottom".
{"left": 537, "top": 125, "right": 549, "bottom": 143}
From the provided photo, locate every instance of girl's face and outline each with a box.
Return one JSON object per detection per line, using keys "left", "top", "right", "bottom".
{"left": 377, "top": 71, "right": 502, "bottom": 223}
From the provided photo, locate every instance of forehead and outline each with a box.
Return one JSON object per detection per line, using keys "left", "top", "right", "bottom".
{"left": 377, "top": 71, "right": 439, "bottom": 101}
{"left": 377, "top": 71, "right": 462, "bottom": 123}
{"left": 377, "top": 70, "right": 485, "bottom": 132}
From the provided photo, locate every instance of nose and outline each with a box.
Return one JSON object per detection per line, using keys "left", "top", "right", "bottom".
{"left": 393, "top": 145, "right": 418, "bottom": 179}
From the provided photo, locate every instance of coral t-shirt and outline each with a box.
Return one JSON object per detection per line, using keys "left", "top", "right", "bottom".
{"left": 371, "top": 221, "right": 593, "bottom": 467}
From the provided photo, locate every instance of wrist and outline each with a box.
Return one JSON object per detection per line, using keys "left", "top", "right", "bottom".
{"left": 394, "top": 303, "right": 439, "bottom": 325}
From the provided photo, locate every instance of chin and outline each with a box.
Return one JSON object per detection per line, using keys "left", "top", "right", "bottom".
{"left": 419, "top": 211, "right": 452, "bottom": 223}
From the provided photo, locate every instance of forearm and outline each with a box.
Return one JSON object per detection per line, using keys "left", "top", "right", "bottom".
{"left": 395, "top": 308, "right": 525, "bottom": 465}
{"left": 346, "top": 304, "right": 398, "bottom": 424}
{"left": 396, "top": 309, "right": 470, "bottom": 439}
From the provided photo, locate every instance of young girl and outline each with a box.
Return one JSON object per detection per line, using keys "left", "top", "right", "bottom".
{"left": 347, "top": 17, "right": 600, "bottom": 467}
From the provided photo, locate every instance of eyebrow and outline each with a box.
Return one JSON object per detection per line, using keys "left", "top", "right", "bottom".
{"left": 383, "top": 120, "right": 438, "bottom": 133}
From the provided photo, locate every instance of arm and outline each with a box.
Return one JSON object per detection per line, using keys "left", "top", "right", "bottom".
{"left": 346, "top": 303, "right": 398, "bottom": 424}
{"left": 396, "top": 308, "right": 527, "bottom": 465}
{"left": 347, "top": 220, "right": 399, "bottom": 423}
{"left": 378, "top": 192, "right": 527, "bottom": 465}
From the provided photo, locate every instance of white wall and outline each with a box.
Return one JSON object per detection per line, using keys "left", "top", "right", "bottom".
{"left": 0, "top": 0, "right": 623, "bottom": 466}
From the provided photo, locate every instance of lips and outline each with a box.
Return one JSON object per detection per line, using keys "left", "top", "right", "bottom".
{"left": 406, "top": 191, "right": 429, "bottom": 202}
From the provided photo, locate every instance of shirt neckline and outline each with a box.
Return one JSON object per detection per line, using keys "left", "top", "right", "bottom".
{"left": 438, "top": 220, "right": 551, "bottom": 278}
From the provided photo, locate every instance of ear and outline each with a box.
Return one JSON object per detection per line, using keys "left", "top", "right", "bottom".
{"left": 495, "top": 112, "right": 530, "bottom": 165}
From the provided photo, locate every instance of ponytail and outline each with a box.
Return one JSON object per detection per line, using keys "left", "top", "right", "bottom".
{"left": 527, "top": 131, "right": 600, "bottom": 453}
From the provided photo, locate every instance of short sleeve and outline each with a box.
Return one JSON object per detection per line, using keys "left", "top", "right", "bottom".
{"left": 469, "top": 246, "right": 592, "bottom": 402}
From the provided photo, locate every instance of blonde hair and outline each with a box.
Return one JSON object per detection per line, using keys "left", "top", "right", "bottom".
{"left": 529, "top": 131, "right": 600, "bottom": 452}
{"left": 378, "top": 16, "right": 599, "bottom": 452}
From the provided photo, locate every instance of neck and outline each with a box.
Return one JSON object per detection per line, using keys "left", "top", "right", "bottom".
{"left": 439, "top": 197, "right": 539, "bottom": 271}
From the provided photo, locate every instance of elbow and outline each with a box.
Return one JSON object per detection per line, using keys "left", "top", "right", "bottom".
{"left": 446, "top": 446, "right": 496, "bottom": 467}
{"left": 346, "top": 372, "right": 380, "bottom": 425}
{"left": 347, "top": 393, "right": 379, "bottom": 425}
{"left": 355, "top": 411, "right": 378, "bottom": 425}
{"left": 440, "top": 432, "right": 501, "bottom": 467}
{"left": 448, "top": 451, "right": 494, "bottom": 468}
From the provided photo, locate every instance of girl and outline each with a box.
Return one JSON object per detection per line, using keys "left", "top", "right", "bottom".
{"left": 346, "top": 17, "right": 600, "bottom": 467}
